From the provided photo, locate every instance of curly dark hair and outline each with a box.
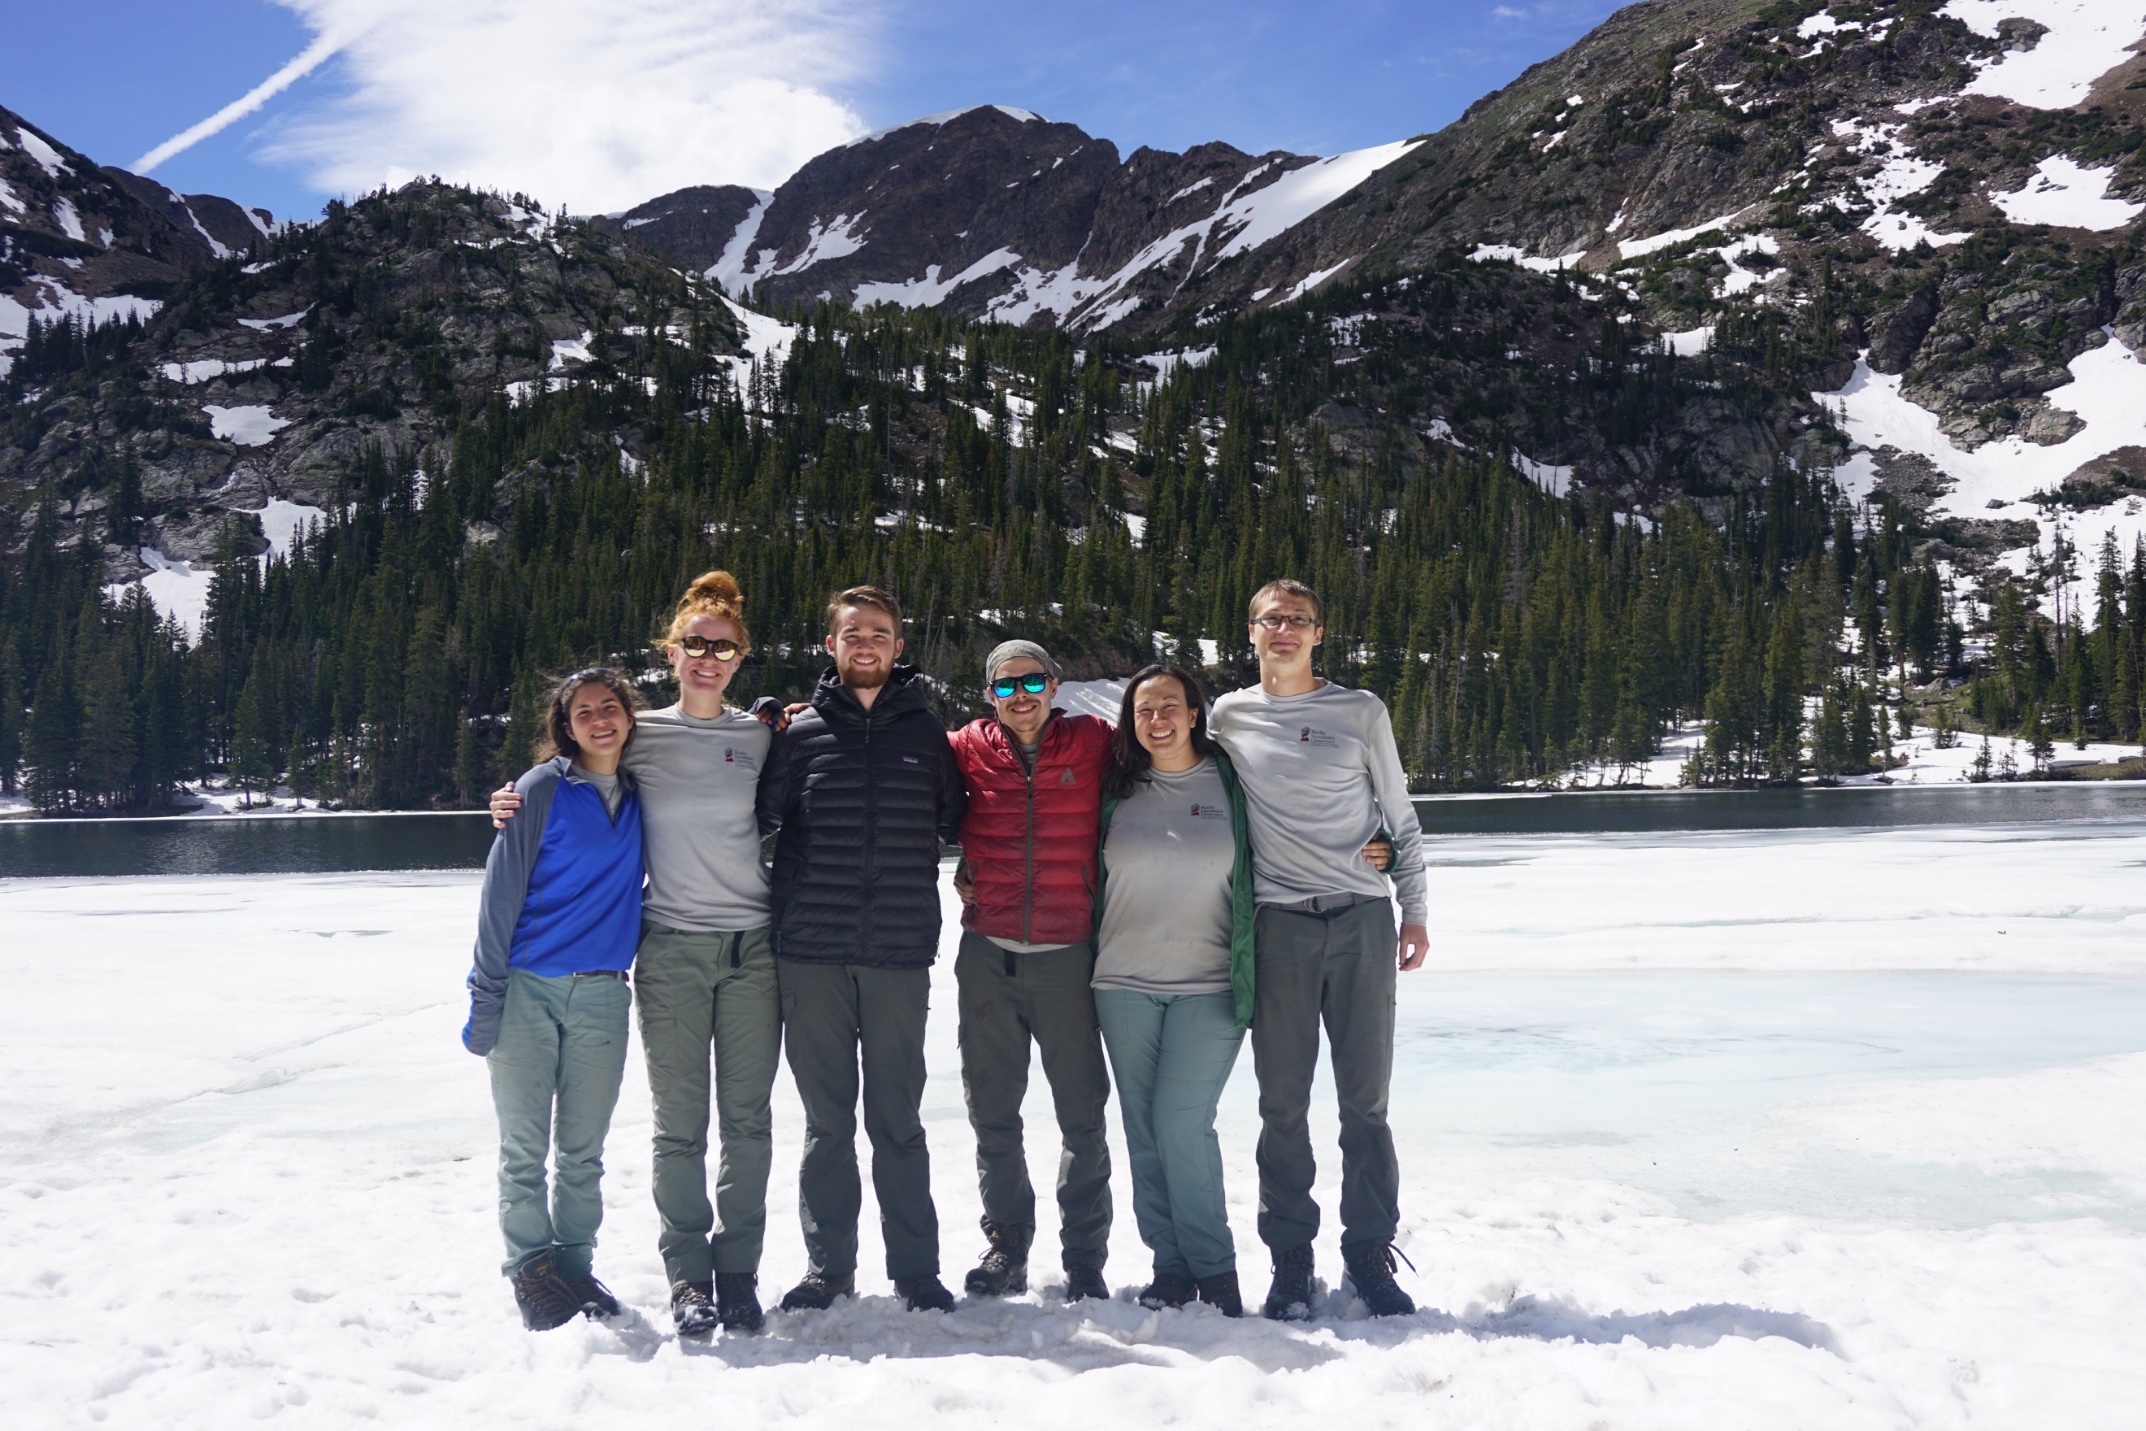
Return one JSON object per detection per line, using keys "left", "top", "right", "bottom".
{"left": 1105, "top": 664, "right": 1220, "bottom": 800}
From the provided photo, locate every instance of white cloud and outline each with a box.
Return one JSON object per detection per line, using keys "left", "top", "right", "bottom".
{"left": 248, "top": 0, "right": 873, "bottom": 212}
{"left": 133, "top": 31, "right": 346, "bottom": 174}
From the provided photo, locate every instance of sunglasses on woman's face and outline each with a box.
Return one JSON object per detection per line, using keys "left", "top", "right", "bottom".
{"left": 990, "top": 673, "right": 1050, "bottom": 699}
{"left": 677, "top": 636, "right": 740, "bottom": 660}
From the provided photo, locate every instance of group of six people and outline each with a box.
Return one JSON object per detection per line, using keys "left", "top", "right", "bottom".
{"left": 462, "top": 570, "right": 1430, "bottom": 1338}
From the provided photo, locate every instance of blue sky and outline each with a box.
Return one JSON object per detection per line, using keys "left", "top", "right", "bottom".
{"left": 7, "top": 0, "right": 1623, "bottom": 221}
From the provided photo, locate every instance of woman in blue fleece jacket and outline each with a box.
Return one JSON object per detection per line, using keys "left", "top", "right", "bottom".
{"left": 462, "top": 668, "right": 645, "bottom": 1331}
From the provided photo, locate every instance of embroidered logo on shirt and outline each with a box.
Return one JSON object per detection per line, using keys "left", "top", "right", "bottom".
{"left": 721, "top": 746, "right": 758, "bottom": 772}
{"left": 1298, "top": 727, "right": 1338, "bottom": 748}
{"left": 1189, "top": 803, "right": 1226, "bottom": 820}
{"left": 1059, "top": 767, "right": 1077, "bottom": 785}
{"left": 901, "top": 754, "right": 921, "bottom": 764}
{"left": 723, "top": 747, "right": 734, "bottom": 763}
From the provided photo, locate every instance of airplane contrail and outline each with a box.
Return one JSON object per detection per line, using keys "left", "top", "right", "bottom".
{"left": 132, "top": 30, "right": 345, "bottom": 173}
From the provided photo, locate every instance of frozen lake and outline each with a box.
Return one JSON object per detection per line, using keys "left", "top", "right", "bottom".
{"left": 2, "top": 820, "right": 2142, "bottom": 1427}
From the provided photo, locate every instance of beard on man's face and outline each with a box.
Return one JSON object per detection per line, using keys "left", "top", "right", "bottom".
{"left": 839, "top": 656, "right": 891, "bottom": 690}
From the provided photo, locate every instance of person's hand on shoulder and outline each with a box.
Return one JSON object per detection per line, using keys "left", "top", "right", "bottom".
{"left": 489, "top": 782, "right": 520, "bottom": 830}
{"left": 750, "top": 696, "right": 810, "bottom": 733}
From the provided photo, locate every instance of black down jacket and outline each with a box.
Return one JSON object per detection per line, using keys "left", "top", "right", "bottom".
{"left": 756, "top": 664, "right": 966, "bottom": 967}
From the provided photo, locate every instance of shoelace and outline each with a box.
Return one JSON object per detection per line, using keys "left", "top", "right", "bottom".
{"left": 518, "top": 1270, "right": 579, "bottom": 1321}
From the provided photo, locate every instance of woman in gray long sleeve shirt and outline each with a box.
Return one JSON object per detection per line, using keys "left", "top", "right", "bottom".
{"left": 488, "top": 570, "right": 778, "bottom": 1340}
{"left": 1093, "top": 665, "right": 1258, "bottom": 1318}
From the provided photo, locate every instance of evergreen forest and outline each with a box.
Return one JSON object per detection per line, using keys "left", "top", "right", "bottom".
{"left": 2, "top": 191, "right": 2138, "bottom": 814}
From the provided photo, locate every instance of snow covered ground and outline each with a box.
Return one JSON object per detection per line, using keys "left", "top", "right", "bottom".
{"left": 4, "top": 821, "right": 2144, "bottom": 1428}
{"left": 1818, "top": 328, "right": 2146, "bottom": 622}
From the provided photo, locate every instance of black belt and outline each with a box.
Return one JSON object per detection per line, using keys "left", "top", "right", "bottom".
{"left": 571, "top": 969, "right": 628, "bottom": 981}
{"left": 1266, "top": 892, "right": 1386, "bottom": 915}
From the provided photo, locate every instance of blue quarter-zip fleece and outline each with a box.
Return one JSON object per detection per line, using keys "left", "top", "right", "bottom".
{"left": 462, "top": 755, "right": 645, "bottom": 1054}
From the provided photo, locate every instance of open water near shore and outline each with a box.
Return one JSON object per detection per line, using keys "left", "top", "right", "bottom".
{"left": 3, "top": 781, "right": 2144, "bottom": 876}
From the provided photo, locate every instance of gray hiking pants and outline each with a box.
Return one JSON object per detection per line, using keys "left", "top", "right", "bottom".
{"left": 487, "top": 968, "right": 631, "bottom": 1278}
{"left": 1250, "top": 898, "right": 1401, "bottom": 1254}
{"left": 634, "top": 922, "right": 781, "bottom": 1283}
{"left": 778, "top": 960, "right": 939, "bottom": 1281}
{"left": 954, "top": 933, "right": 1113, "bottom": 1269}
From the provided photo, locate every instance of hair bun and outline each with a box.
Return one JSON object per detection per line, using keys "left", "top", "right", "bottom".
{"left": 687, "top": 570, "right": 742, "bottom": 604}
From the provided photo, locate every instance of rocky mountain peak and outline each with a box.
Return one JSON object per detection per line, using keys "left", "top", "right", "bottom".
{"left": 1, "top": 104, "right": 279, "bottom": 383}
{"left": 607, "top": 102, "right": 1421, "bottom": 332}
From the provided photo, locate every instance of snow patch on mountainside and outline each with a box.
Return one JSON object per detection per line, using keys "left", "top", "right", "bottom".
{"left": 1829, "top": 119, "right": 1971, "bottom": 251}
{"left": 1513, "top": 452, "right": 1573, "bottom": 495}
{"left": 1942, "top": 0, "right": 2146, "bottom": 108}
{"left": 767, "top": 212, "right": 868, "bottom": 280}
{"left": 1469, "top": 244, "right": 1584, "bottom": 273}
{"left": 0, "top": 281, "right": 162, "bottom": 378}
{"left": 109, "top": 499, "right": 326, "bottom": 637}
{"left": 710, "top": 296, "right": 802, "bottom": 396}
{"left": 1660, "top": 325, "right": 1716, "bottom": 356}
{"left": 1990, "top": 155, "right": 2144, "bottom": 229}
{"left": 1210, "top": 140, "right": 1422, "bottom": 261}
{"left": 986, "top": 262, "right": 1113, "bottom": 327}
{"left": 855, "top": 248, "right": 1023, "bottom": 308}
{"left": 237, "top": 309, "right": 309, "bottom": 332}
{"left": 160, "top": 358, "right": 269, "bottom": 385}
{"left": 980, "top": 140, "right": 1420, "bottom": 332}
{"left": 705, "top": 189, "right": 774, "bottom": 295}
{"left": 1617, "top": 211, "right": 1748, "bottom": 260}
{"left": 1819, "top": 329, "right": 2146, "bottom": 615}
{"left": 13, "top": 125, "right": 68, "bottom": 178}
{"left": 203, "top": 405, "right": 290, "bottom": 447}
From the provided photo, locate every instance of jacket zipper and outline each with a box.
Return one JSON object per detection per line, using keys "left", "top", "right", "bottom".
{"left": 862, "top": 704, "right": 877, "bottom": 955}
{"left": 1020, "top": 725, "right": 1039, "bottom": 944}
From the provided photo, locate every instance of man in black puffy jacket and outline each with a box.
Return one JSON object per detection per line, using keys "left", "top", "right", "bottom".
{"left": 756, "top": 585, "right": 967, "bottom": 1313}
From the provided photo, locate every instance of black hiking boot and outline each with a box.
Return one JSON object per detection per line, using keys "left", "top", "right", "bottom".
{"left": 1261, "top": 1243, "right": 1316, "bottom": 1322}
{"left": 963, "top": 1219, "right": 1032, "bottom": 1297}
{"left": 1341, "top": 1241, "right": 1418, "bottom": 1318}
{"left": 895, "top": 1273, "right": 956, "bottom": 1312}
{"left": 715, "top": 1272, "right": 765, "bottom": 1332}
{"left": 670, "top": 1280, "right": 718, "bottom": 1340}
{"left": 778, "top": 1270, "right": 854, "bottom": 1312}
{"left": 563, "top": 1269, "right": 620, "bottom": 1320}
{"left": 509, "top": 1249, "right": 580, "bottom": 1331}
{"left": 1196, "top": 1271, "right": 1244, "bottom": 1318}
{"left": 1138, "top": 1271, "right": 1195, "bottom": 1310}
{"left": 1063, "top": 1262, "right": 1109, "bottom": 1302}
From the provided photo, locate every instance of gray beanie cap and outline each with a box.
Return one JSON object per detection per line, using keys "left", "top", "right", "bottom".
{"left": 984, "top": 639, "right": 1061, "bottom": 684}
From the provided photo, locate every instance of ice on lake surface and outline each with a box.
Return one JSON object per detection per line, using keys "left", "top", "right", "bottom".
{"left": 2, "top": 820, "right": 2143, "bottom": 1427}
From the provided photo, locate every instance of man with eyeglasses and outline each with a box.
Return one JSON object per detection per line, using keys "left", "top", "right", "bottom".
{"left": 1209, "top": 579, "right": 1430, "bottom": 1323}
{"left": 944, "top": 640, "right": 1115, "bottom": 1302}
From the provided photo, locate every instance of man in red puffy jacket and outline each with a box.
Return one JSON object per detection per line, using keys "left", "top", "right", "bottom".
{"left": 949, "top": 639, "right": 1115, "bottom": 1302}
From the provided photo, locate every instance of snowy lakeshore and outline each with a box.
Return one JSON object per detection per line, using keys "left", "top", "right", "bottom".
{"left": 4, "top": 823, "right": 2145, "bottom": 1428}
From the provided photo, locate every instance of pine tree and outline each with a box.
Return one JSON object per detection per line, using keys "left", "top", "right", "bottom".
{"left": 0, "top": 640, "right": 22, "bottom": 795}
{"left": 229, "top": 663, "right": 275, "bottom": 807}
{"left": 23, "top": 658, "right": 80, "bottom": 813}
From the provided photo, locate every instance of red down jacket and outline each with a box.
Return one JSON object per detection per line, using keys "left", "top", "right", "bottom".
{"left": 951, "top": 711, "right": 1114, "bottom": 945}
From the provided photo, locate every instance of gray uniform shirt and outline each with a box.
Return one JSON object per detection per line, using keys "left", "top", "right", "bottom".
{"left": 1093, "top": 758, "right": 1235, "bottom": 995}
{"left": 625, "top": 704, "right": 772, "bottom": 932}
{"left": 1209, "top": 681, "right": 1429, "bottom": 924}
